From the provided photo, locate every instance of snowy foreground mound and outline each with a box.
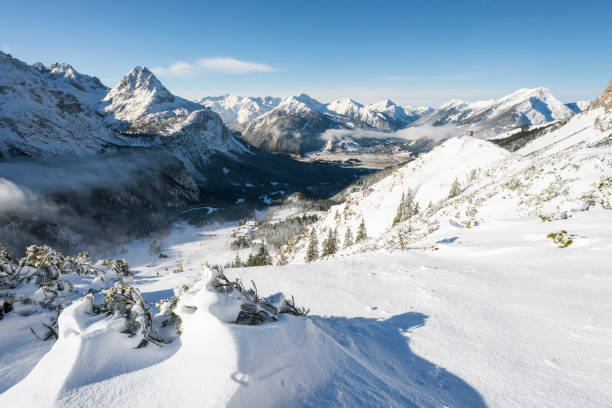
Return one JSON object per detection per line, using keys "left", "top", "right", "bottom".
{"left": 0, "top": 262, "right": 485, "bottom": 407}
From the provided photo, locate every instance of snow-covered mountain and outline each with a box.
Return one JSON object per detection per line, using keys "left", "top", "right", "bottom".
{"left": 0, "top": 52, "right": 128, "bottom": 157}
{"left": 236, "top": 87, "right": 577, "bottom": 155}
{"left": 235, "top": 94, "right": 343, "bottom": 155}
{"left": 199, "top": 93, "right": 428, "bottom": 131}
{"left": 198, "top": 95, "right": 281, "bottom": 125}
{"left": 326, "top": 98, "right": 393, "bottom": 129}
{"left": 412, "top": 87, "right": 576, "bottom": 137}
{"left": 367, "top": 100, "right": 432, "bottom": 128}
{"left": 236, "top": 93, "right": 430, "bottom": 155}
{"left": 0, "top": 52, "right": 242, "bottom": 164}
{"left": 278, "top": 80, "right": 612, "bottom": 263}
{"left": 100, "top": 66, "right": 244, "bottom": 173}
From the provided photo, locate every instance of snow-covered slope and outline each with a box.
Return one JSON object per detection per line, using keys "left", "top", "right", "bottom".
{"left": 2, "top": 206, "right": 611, "bottom": 407}
{"left": 279, "top": 81, "right": 612, "bottom": 263}
{"left": 198, "top": 95, "right": 281, "bottom": 125}
{"left": 413, "top": 87, "right": 576, "bottom": 137}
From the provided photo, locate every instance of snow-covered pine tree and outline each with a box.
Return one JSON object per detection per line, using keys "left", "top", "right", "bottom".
{"left": 322, "top": 228, "right": 337, "bottom": 257}
{"left": 392, "top": 192, "right": 406, "bottom": 226}
{"left": 448, "top": 178, "right": 461, "bottom": 199}
{"left": 305, "top": 230, "right": 319, "bottom": 262}
{"left": 344, "top": 227, "right": 354, "bottom": 248}
{"left": 393, "top": 189, "right": 419, "bottom": 226}
{"left": 356, "top": 219, "right": 367, "bottom": 242}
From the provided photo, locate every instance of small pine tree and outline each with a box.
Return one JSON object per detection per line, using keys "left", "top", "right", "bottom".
{"left": 393, "top": 189, "right": 419, "bottom": 226}
{"left": 448, "top": 178, "right": 461, "bottom": 199}
{"left": 356, "top": 219, "right": 367, "bottom": 242}
{"left": 247, "top": 246, "right": 270, "bottom": 267}
{"left": 322, "top": 229, "right": 337, "bottom": 257}
{"left": 343, "top": 227, "right": 354, "bottom": 249}
{"left": 392, "top": 192, "right": 406, "bottom": 226}
{"left": 233, "top": 253, "right": 242, "bottom": 268}
{"left": 305, "top": 230, "right": 319, "bottom": 262}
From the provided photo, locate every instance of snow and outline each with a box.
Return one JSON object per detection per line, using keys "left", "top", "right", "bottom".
{"left": 414, "top": 87, "right": 576, "bottom": 137}
{"left": 2, "top": 206, "right": 610, "bottom": 406}
{"left": 198, "top": 95, "right": 281, "bottom": 124}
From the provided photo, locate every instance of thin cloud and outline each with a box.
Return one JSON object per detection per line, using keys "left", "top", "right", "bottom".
{"left": 151, "top": 61, "right": 198, "bottom": 78}
{"left": 151, "top": 57, "right": 279, "bottom": 78}
{"left": 197, "top": 57, "right": 279, "bottom": 74}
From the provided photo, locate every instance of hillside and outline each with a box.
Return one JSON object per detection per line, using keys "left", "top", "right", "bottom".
{"left": 277, "top": 82, "right": 611, "bottom": 263}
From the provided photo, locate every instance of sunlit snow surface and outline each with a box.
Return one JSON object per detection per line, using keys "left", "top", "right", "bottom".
{"left": 1, "top": 209, "right": 611, "bottom": 407}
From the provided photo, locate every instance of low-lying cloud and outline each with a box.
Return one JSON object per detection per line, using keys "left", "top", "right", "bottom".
{"left": 152, "top": 57, "right": 279, "bottom": 78}
{"left": 0, "top": 152, "right": 177, "bottom": 196}
{"left": 320, "top": 125, "right": 462, "bottom": 144}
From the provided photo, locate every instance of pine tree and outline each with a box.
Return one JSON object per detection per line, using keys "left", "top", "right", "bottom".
{"left": 343, "top": 227, "right": 354, "bottom": 249}
{"left": 305, "top": 230, "right": 319, "bottom": 262}
{"left": 250, "top": 246, "right": 270, "bottom": 266}
{"left": 393, "top": 189, "right": 419, "bottom": 226}
{"left": 356, "top": 219, "right": 367, "bottom": 242}
{"left": 322, "top": 228, "right": 337, "bottom": 257}
{"left": 448, "top": 178, "right": 461, "bottom": 199}
{"left": 233, "top": 253, "right": 242, "bottom": 268}
{"left": 392, "top": 192, "right": 406, "bottom": 226}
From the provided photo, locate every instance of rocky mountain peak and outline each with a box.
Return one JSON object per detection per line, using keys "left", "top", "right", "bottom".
{"left": 109, "top": 66, "right": 174, "bottom": 103}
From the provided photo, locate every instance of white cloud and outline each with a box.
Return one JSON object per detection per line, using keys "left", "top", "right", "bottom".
{"left": 1, "top": 44, "right": 12, "bottom": 54}
{"left": 197, "top": 57, "right": 279, "bottom": 74}
{"left": 320, "top": 125, "right": 461, "bottom": 144}
{"left": 151, "top": 57, "right": 279, "bottom": 78}
{"left": 151, "top": 61, "right": 198, "bottom": 78}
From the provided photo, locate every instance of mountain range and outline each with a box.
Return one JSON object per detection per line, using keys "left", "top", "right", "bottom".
{"left": 199, "top": 87, "right": 586, "bottom": 155}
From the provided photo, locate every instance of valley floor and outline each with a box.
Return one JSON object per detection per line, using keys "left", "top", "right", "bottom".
{"left": 1, "top": 209, "right": 611, "bottom": 407}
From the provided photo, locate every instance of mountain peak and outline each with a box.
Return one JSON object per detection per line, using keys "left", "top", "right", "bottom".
{"left": 121, "top": 66, "right": 166, "bottom": 92}
{"left": 48, "top": 62, "right": 78, "bottom": 79}
{"left": 278, "top": 93, "right": 326, "bottom": 113}
{"left": 107, "top": 66, "right": 174, "bottom": 105}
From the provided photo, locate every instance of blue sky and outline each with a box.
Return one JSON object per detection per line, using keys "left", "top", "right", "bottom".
{"left": 2, "top": 0, "right": 611, "bottom": 106}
